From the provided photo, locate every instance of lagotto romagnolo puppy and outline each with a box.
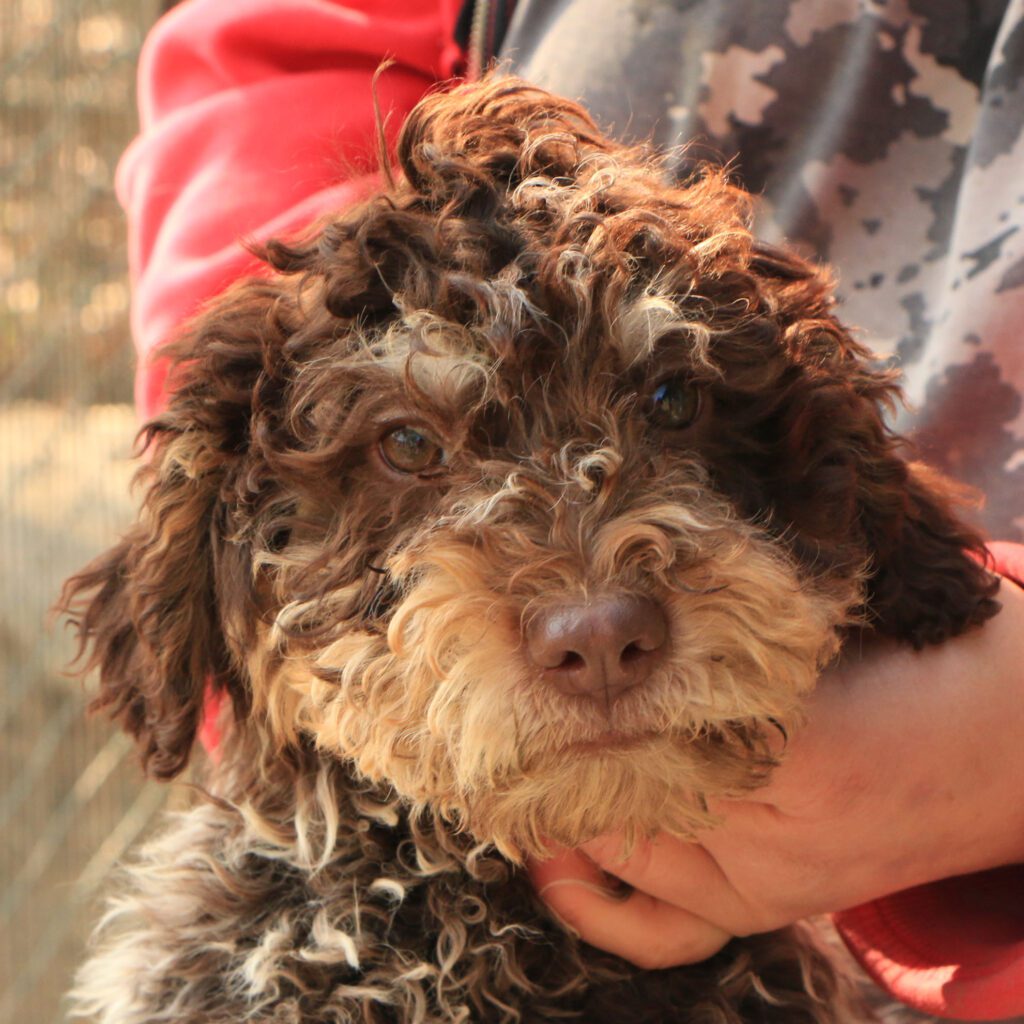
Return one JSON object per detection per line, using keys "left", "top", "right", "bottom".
{"left": 63, "top": 77, "right": 1000, "bottom": 1024}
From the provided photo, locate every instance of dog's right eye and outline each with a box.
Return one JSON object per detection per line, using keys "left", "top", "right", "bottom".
{"left": 379, "top": 426, "right": 446, "bottom": 474}
{"left": 647, "top": 375, "right": 702, "bottom": 430}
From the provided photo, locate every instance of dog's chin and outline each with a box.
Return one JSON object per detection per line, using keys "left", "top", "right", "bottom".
{"left": 293, "top": 644, "right": 821, "bottom": 860}
{"left": 554, "top": 727, "right": 665, "bottom": 757}
{"left": 452, "top": 723, "right": 780, "bottom": 860}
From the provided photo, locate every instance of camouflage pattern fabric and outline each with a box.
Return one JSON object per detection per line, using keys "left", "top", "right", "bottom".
{"left": 503, "top": 0, "right": 1024, "bottom": 539}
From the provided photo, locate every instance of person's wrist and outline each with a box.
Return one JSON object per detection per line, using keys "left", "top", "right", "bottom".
{"left": 833, "top": 573, "right": 1024, "bottom": 891}
{"left": 956, "top": 573, "right": 1024, "bottom": 871}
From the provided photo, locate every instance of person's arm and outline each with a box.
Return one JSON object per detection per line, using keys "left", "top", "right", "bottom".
{"left": 119, "top": 0, "right": 463, "bottom": 419}
{"left": 531, "top": 546, "right": 1024, "bottom": 1020}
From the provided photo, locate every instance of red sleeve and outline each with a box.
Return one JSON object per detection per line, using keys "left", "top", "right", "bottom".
{"left": 833, "top": 540, "right": 1024, "bottom": 1022}
{"left": 117, "top": 0, "right": 464, "bottom": 419}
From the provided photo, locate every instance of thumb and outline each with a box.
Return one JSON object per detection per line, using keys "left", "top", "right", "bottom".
{"left": 528, "top": 846, "right": 732, "bottom": 969}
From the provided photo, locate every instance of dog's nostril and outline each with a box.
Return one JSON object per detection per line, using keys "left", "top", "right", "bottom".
{"left": 620, "top": 641, "right": 645, "bottom": 665}
{"left": 557, "top": 650, "right": 586, "bottom": 671}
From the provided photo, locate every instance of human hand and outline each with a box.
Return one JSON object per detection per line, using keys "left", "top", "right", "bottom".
{"left": 529, "top": 577, "right": 1024, "bottom": 970}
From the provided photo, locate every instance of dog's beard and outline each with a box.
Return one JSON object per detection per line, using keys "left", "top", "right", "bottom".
{"left": 273, "top": 496, "right": 864, "bottom": 860}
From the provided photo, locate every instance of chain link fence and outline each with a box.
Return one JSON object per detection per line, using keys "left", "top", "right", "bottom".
{"left": 1, "top": 2, "right": 164, "bottom": 1021}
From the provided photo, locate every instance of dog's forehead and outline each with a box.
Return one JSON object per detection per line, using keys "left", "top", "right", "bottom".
{"left": 354, "top": 283, "right": 719, "bottom": 418}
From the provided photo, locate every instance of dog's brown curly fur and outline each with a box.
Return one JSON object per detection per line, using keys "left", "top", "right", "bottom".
{"left": 62, "top": 77, "right": 999, "bottom": 1023}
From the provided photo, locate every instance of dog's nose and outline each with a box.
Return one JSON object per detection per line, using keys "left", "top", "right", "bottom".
{"left": 526, "top": 594, "right": 667, "bottom": 704}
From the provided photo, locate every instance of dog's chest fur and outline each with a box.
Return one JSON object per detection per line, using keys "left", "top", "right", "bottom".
{"left": 74, "top": 750, "right": 892, "bottom": 1024}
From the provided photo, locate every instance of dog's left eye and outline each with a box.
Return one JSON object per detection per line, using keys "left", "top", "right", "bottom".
{"left": 379, "top": 426, "right": 446, "bottom": 474}
{"left": 648, "top": 376, "right": 701, "bottom": 429}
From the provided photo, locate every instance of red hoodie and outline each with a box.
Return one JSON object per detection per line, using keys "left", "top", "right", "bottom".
{"left": 118, "top": 2, "right": 1024, "bottom": 1017}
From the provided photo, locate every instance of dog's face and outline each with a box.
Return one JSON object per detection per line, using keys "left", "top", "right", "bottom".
{"left": 254, "top": 286, "right": 864, "bottom": 856}
{"left": 64, "top": 79, "right": 996, "bottom": 858}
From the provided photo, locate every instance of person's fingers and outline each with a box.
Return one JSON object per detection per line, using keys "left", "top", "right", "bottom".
{"left": 528, "top": 848, "right": 732, "bottom": 968}
{"left": 527, "top": 845, "right": 612, "bottom": 916}
{"left": 579, "top": 832, "right": 768, "bottom": 935}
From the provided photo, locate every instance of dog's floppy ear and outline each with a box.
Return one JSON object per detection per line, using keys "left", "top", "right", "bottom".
{"left": 856, "top": 454, "right": 1000, "bottom": 646}
{"left": 749, "top": 241, "right": 1000, "bottom": 647}
{"left": 61, "top": 441, "right": 231, "bottom": 779}
{"left": 60, "top": 277, "right": 285, "bottom": 779}
{"left": 797, "top": 333, "right": 1001, "bottom": 646}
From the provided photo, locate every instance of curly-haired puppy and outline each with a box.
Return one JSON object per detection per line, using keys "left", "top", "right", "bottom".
{"left": 63, "top": 77, "right": 999, "bottom": 1024}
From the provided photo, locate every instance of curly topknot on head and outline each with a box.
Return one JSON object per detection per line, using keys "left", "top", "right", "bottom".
{"left": 262, "top": 77, "right": 768, "bottom": 351}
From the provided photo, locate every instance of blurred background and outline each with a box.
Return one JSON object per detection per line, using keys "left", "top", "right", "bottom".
{"left": 0, "top": 1, "right": 166, "bottom": 1020}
